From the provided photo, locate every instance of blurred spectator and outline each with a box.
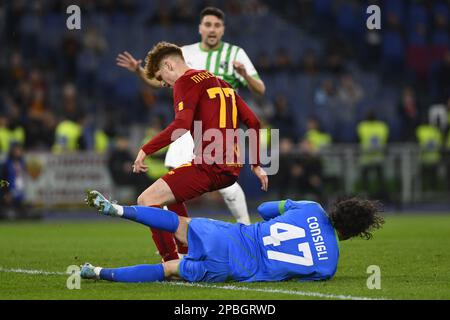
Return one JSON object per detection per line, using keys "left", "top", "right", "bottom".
{"left": 273, "top": 48, "right": 293, "bottom": 71}
{"left": 431, "top": 9, "right": 449, "bottom": 61}
{"left": 25, "top": 111, "right": 56, "bottom": 150}
{"left": 406, "top": 23, "right": 430, "bottom": 82}
{"left": 314, "top": 78, "right": 336, "bottom": 107}
{"left": 14, "top": 78, "right": 33, "bottom": 112}
{"left": 52, "top": 113, "right": 84, "bottom": 153}
{"left": 416, "top": 116, "right": 443, "bottom": 192}
{"left": 172, "top": 0, "right": 197, "bottom": 24}
{"left": 382, "top": 12, "right": 405, "bottom": 79}
{"left": 78, "top": 114, "right": 111, "bottom": 154}
{"left": 304, "top": 116, "right": 332, "bottom": 152}
{"left": 240, "top": 0, "right": 269, "bottom": 15}
{"left": 336, "top": 73, "right": 364, "bottom": 107}
{"left": 82, "top": 26, "right": 107, "bottom": 55}
{"left": 7, "top": 105, "right": 25, "bottom": 142}
{"left": 146, "top": 1, "right": 173, "bottom": 27}
{"left": 0, "top": 116, "right": 11, "bottom": 156}
{"left": 107, "top": 136, "right": 153, "bottom": 199}
{"left": 61, "top": 82, "right": 80, "bottom": 119}
{"left": 78, "top": 26, "right": 108, "bottom": 95}
{"left": 274, "top": 137, "right": 295, "bottom": 198}
{"left": 60, "top": 32, "right": 80, "bottom": 80}
{"left": 0, "top": 143, "right": 28, "bottom": 220}
{"left": 273, "top": 136, "right": 325, "bottom": 202}
{"left": 118, "top": 0, "right": 137, "bottom": 16}
{"left": 360, "top": 29, "right": 382, "bottom": 69}
{"left": 4, "top": 52, "right": 26, "bottom": 93}
{"left": 140, "top": 117, "right": 170, "bottom": 182}
{"left": 324, "top": 37, "right": 346, "bottom": 75}
{"left": 269, "top": 94, "right": 297, "bottom": 140}
{"left": 288, "top": 139, "right": 325, "bottom": 203}
{"left": 28, "top": 88, "right": 47, "bottom": 119}
{"left": 4, "top": 1, "right": 26, "bottom": 47}
{"left": 137, "top": 85, "right": 158, "bottom": 124}
{"left": 357, "top": 111, "right": 389, "bottom": 200}
{"left": 335, "top": 0, "right": 358, "bottom": 38}
{"left": 300, "top": 48, "right": 320, "bottom": 75}
{"left": 0, "top": 108, "right": 25, "bottom": 157}
{"left": 255, "top": 52, "right": 274, "bottom": 74}
{"left": 397, "top": 86, "right": 420, "bottom": 141}
{"left": 435, "top": 52, "right": 450, "bottom": 102}
{"left": 324, "top": 52, "right": 345, "bottom": 74}
{"left": 19, "top": 1, "right": 43, "bottom": 59}
{"left": 22, "top": 75, "right": 55, "bottom": 150}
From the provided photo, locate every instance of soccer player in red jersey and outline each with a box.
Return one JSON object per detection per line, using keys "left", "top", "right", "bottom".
{"left": 132, "top": 42, "right": 268, "bottom": 262}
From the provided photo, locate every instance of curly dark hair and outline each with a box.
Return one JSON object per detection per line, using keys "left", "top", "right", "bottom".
{"left": 328, "top": 198, "right": 385, "bottom": 240}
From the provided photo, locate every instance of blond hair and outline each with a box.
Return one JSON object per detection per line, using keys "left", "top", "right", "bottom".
{"left": 144, "top": 41, "right": 184, "bottom": 79}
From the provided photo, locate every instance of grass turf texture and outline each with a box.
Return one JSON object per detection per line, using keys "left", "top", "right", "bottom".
{"left": 0, "top": 214, "right": 449, "bottom": 300}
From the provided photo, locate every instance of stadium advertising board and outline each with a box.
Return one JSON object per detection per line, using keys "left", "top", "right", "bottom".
{"left": 24, "top": 152, "right": 113, "bottom": 206}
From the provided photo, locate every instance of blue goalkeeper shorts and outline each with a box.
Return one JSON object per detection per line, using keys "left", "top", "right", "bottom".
{"left": 179, "top": 218, "right": 235, "bottom": 283}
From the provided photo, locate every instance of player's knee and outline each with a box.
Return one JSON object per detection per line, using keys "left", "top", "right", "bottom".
{"left": 137, "top": 193, "right": 149, "bottom": 206}
{"left": 162, "top": 259, "right": 181, "bottom": 279}
{"left": 137, "top": 194, "right": 143, "bottom": 206}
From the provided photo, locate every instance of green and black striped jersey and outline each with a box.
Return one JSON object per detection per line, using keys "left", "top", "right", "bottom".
{"left": 181, "top": 41, "right": 260, "bottom": 89}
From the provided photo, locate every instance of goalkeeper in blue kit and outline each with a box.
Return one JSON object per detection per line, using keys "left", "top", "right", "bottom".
{"left": 81, "top": 190, "right": 384, "bottom": 283}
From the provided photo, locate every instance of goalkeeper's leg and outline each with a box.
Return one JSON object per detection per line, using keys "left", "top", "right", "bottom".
{"left": 81, "top": 259, "right": 182, "bottom": 282}
{"left": 114, "top": 205, "right": 190, "bottom": 247}
{"left": 86, "top": 190, "right": 189, "bottom": 245}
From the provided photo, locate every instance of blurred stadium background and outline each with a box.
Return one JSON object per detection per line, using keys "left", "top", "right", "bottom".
{"left": 1, "top": 0, "right": 449, "bottom": 221}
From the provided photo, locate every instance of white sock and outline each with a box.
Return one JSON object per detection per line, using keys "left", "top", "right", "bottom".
{"left": 93, "top": 267, "right": 102, "bottom": 279}
{"left": 112, "top": 204, "right": 124, "bottom": 216}
{"left": 218, "top": 182, "right": 251, "bottom": 225}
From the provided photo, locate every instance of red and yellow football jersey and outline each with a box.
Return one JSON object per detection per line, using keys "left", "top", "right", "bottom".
{"left": 142, "top": 69, "right": 261, "bottom": 176}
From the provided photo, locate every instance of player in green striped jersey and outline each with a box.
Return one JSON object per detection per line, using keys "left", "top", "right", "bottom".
{"left": 116, "top": 7, "right": 265, "bottom": 230}
{"left": 117, "top": 7, "right": 265, "bottom": 95}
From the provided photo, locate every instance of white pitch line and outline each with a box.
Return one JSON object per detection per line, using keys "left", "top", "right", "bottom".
{"left": 0, "top": 267, "right": 386, "bottom": 300}
{"left": 0, "top": 267, "right": 66, "bottom": 276}
{"left": 162, "top": 281, "right": 386, "bottom": 300}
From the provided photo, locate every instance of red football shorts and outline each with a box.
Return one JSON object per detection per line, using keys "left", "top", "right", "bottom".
{"left": 161, "top": 163, "right": 239, "bottom": 203}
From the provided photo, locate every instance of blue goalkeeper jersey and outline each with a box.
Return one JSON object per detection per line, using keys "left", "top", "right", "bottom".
{"left": 228, "top": 200, "right": 339, "bottom": 282}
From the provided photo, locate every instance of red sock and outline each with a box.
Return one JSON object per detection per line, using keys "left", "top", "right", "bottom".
{"left": 167, "top": 203, "right": 189, "bottom": 254}
{"left": 146, "top": 205, "right": 179, "bottom": 262}
{"left": 150, "top": 228, "right": 179, "bottom": 262}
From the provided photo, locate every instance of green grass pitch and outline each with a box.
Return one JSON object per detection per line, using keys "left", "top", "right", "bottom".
{"left": 0, "top": 214, "right": 449, "bottom": 300}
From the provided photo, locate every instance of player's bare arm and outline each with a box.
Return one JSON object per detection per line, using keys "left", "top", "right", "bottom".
{"left": 116, "top": 51, "right": 162, "bottom": 88}
{"left": 132, "top": 149, "right": 148, "bottom": 173}
{"left": 252, "top": 165, "right": 268, "bottom": 192}
{"left": 233, "top": 61, "right": 266, "bottom": 96}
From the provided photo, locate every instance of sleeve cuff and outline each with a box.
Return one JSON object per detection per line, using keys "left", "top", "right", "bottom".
{"left": 278, "top": 200, "right": 287, "bottom": 214}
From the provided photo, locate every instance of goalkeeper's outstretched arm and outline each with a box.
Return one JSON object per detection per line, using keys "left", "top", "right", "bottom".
{"left": 257, "top": 200, "right": 287, "bottom": 221}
